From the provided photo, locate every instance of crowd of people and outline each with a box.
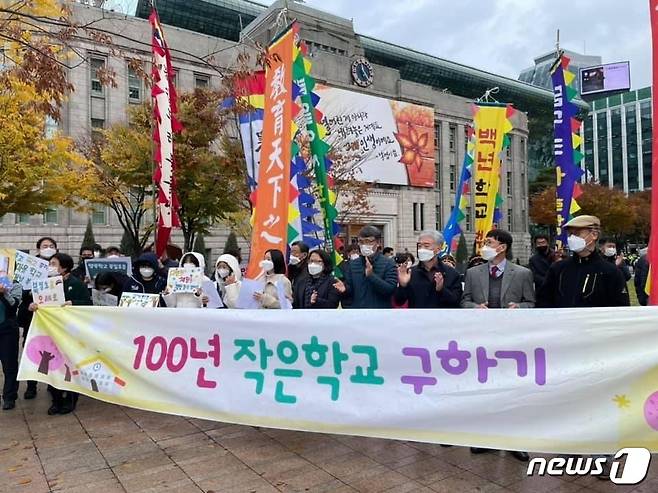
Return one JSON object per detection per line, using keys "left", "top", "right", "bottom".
{"left": 0, "top": 214, "right": 648, "bottom": 463}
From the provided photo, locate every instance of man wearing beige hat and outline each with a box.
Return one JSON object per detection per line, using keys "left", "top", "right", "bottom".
{"left": 537, "top": 215, "right": 629, "bottom": 308}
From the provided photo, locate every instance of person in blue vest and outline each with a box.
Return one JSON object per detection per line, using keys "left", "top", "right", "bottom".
{"left": 333, "top": 225, "right": 398, "bottom": 308}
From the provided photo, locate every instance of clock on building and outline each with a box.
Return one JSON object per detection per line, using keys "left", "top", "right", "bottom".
{"left": 351, "top": 57, "right": 374, "bottom": 88}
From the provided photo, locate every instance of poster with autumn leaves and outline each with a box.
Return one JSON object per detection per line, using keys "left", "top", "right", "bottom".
{"left": 315, "top": 85, "right": 435, "bottom": 187}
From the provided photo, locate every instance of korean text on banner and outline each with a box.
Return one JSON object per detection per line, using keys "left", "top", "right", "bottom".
{"left": 85, "top": 257, "right": 132, "bottom": 280}
{"left": 31, "top": 277, "right": 65, "bottom": 306}
{"left": 166, "top": 268, "right": 203, "bottom": 294}
{"left": 472, "top": 104, "right": 512, "bottom": 251}
{"left": 246, "top": 26, "right": 294, "bottom": 279}
{"left": 119, "top": 293, "right": 160, "bottom": 308}
{"left": 18, "top": 306, "right": 658, "bottom": 455}
{"left": 14, "top": 251, "right": 49, "bottom": 290}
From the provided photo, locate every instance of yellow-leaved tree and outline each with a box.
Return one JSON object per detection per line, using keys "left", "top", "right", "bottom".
{"left": 0, "top": 0, "right": 100, "bottom": 216}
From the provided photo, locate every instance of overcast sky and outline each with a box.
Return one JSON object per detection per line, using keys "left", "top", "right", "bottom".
{"left": 112, "top": 0, "right": 652, "bottom": 89}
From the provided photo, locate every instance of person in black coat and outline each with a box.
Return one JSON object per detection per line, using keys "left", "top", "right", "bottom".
{"left": 528, "top": 234, "right": 555, "bottom": 289}
{"left": 293, "top": 250, "right": 340, "bottom": 309}
{"left": 394, "top": 231, "right": 462, "bottom": 308}
{"left": 598, "top": 237, "right": 632, "bottom": 282}
{"left": 634, "top": 252, "right": 650, "bottom": 306}
{"left": 288, "top": 241, "right": 310, "bottom": 302}
{"left": 537, "top": 216, "right": 629, "bottom": 308}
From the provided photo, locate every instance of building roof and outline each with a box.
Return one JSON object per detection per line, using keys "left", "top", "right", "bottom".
{"left": 136, "top": 0, "right": 587, "bottom": 115}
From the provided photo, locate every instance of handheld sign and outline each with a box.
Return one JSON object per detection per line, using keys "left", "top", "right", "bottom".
{"left": 32, "top": 276, "right": 65, "bottom": 306}
{"left": 92, "top": 289, "right": 118, "bottom": 307}
{"left": 0, "top": 248, "right": 15, "bottom": 281}
{"left": 14, "top": 251, "right": 49, "bottom": 290}
{"left": 202, "top": 280, "right": 224, "bottom": 309}
{"left": 236, "top": 279, "right": 265, "bottom": 309}
{"left": 85, "top": 257, "right": 132, "bottom": 280}
{"left": 119, "top": 293, "right": 160, "bottom": 308}
{"left": 166, "top": 267, "right": 203, "bottom": 294}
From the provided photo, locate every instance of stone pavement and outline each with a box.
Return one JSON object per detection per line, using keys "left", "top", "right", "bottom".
{"left": 1, "top": 386, "right": 656, "bottom": 493}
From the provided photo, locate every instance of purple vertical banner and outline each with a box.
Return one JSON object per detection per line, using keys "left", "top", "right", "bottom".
{"left": 551, "top": 55, "right": 584, "bottom": 247}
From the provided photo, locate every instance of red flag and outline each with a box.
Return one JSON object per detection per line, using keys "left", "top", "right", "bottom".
{"left": 649, "top": 0, "right": 658, "bottom": 304}
{"left": 150, "top": 8, "right": 182, "bottom": 257}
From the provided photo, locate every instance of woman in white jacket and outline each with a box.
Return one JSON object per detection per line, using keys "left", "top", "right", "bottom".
{"left": 162, "top": 252, "right": 210, "bottom": 308}
{"left": 254, "top": 249, "right": 292, "bottom": 309}
{"left": 214, "top": 254, "right": 242, "bottom": 308}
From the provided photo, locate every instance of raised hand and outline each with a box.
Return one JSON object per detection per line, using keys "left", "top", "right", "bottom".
{"left": 434, "top": 272, "right": 444, "bottom": 292}
{"left": 310, "top": 290, "right": 318, "bottom": 305}
{"left": 333, "top": 279, "right": 346, "bottom": 294}
{"left": 397, "top": 264, "right": 411, "bottom": 287}
{"left": 365, "top": 256, "right": 373, "bottom": 277}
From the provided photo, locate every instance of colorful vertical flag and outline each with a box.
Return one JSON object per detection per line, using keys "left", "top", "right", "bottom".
{"left": 291, "top": 31, "right": 343, "bottom": 271}
{"left": 246, "top": 25, "right": 296, "bottom": 279}
{"left": 551, "top": 53, "right": 584, "bottom": 248}
{"left": 471, "top": 103, "right": 514, "bottom": 252}
{"left": 150, "top": 8, "right": 182, "bottom": 257}
{"left": 648, "top": 0, "right": 658, "bottom": 305}
{"left": 442, "top": 125, "right": 475, "bottom": 253}
{"left": 234, "top": 71, "right": 266, "bottom": 193}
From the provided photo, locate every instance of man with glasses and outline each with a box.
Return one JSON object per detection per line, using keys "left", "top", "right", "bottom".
{"left": 333, "top": 225, "right": 397, "bottom": 308}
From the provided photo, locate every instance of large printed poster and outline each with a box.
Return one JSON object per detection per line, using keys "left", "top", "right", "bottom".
{"left": 315, "top": 85, "right": 436, "bottom": 187}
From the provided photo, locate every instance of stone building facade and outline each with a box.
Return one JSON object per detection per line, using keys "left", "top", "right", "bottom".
{"left": 1, "top": 1, "right": 532, "bottom": 263}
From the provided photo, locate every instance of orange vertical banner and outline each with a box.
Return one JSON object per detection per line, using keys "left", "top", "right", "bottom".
{"left": 246, "top": 26, "right": 295, "bottom": 279}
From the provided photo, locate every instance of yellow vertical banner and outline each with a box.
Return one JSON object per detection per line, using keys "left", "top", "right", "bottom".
{"left": 472, "top": 104, "right": 514, "bottom": 251}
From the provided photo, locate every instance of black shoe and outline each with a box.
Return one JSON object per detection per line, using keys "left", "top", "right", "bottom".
{"left": 59, "top": 402, "right": 75, "bottom": 415}
{"left": 2, "top": 400, "right": 15, "bottom": 410}
{"left": 471, "top": 447, "right": 491, "bottom": 454}
{"left": 439, "top": 444, "right": 453, "bottom": 448}
{"left": 47, "top": 404, "right": 61, "bottom": 415}
{"left": 510, "top": 451, "right": 530, "bottom": 462}
{"left": 24, "top": 389, "right": 37, "bottom": 400}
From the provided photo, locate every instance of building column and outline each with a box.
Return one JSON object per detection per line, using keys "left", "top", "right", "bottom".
{"left": 621, "top": 105, "right": 629, "bottom": 194}
{"left": 637, "top": 101, "right": 645, "bottom": 190}
{"left": 606, "top": 108, "right": 613, "bottom": 189}
{"left": 592, "top": 112, "right": 599, "bottom": 182}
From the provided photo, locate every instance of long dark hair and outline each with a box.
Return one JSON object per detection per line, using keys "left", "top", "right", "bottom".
{"left": 266, "top": 249, "right": 287, "bottom": 275}
{"left": 309, "top": 250, "right": 333, "bottom": 276}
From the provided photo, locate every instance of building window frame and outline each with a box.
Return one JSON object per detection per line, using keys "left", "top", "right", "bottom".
{"left": 42, "top": 207, "right": 58, "bottom": 225}
{"left": 449, "top": 124, "right": 456, "bottom": 152}
{"left": 128, "top": 65, "right": 142, "bottom": 102}
{"left": 90, "top": 56, "right": 106, "bottom": 96}
{"left": 92, "top": 205, "right": 107, "bottom": 225}
{"left": 194, "top": 73, "right": 210, "bottom": 89}
{"left": 15, "top": 213, "right": 30, "bottom": 225}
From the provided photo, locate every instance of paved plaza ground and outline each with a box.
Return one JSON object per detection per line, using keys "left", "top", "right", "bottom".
{"left": 1, "top": 386, "right": 657, "bottom": 493}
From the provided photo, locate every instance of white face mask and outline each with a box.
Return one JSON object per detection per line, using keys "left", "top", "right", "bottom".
{"left": 102, "top": 287, "right": 113, "bottom": 294}
{"left": 308, "top": 263, "right": 323, "bottom": 276}
{"left": 417, "top": 248, "right": 435, "bottom": 262}
{"left": 567, "top": 234, "right": 587, "bottom": 253}
{"left": 406, "top": 261, "right": 413, "bottom": 268}
{"left": 288, "top": 255, "right": 301, "bottom": 266}
{"left": 47, "top": 266, "right": 59, "bottom": 277}
{"left": 107, "top": 254, "right": 119, "bottom": 259}
{"left": 183, "top": 263, "right": 196, "bottom": 269}
{"left": 480, "top": 245, "right": 499, "bottom": 262}
{"left": 350, "top": 254, "right": 360, "bottom": 261}
{"left": 40, "top": 247, "right": 56, "bottom": 259}
{"left": 260, "top": 259, "right": 274, "bottom": 272}
{"left": 139, "top": 267, "right": 154, "bottom": 279}
{"left": 359, "top": 245, "right": 375, "bottom": 257}
{"left": 217, "top": 268, "right": 230, "bottom": 279}
{"left": 93, "top": 251, "right": 101, "bottom": 258}
{"left": 604, "top": 247, "right": 617, "bottom": 257}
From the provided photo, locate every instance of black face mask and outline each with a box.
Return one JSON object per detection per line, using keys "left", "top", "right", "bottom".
{"left": 536, "top": 246, "right": 549, "bottom": 254}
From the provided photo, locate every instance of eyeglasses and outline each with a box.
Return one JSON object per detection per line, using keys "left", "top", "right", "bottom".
{"left": 357, "top": 237, "right": 377, "bottom": 246}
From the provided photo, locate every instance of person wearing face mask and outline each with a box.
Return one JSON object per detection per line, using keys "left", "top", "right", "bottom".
{"left": 537, "top": 216, "right": 629, "bottom": 308}
{"left": 254, "top": 249, "right": 292, "bottom": 309}
{"left": 17, "top": 237, "right": 59, "bottom": 401}
{"left": 528, "top": 234, "right": 555, "bottom": 289}
{"left": 461, "top": 230, "right": 534, "bottom": 462}
{"left": 123, "top": 253, "right": 167, "bottom": 301}
{"left": 598, "top": 238, "right": 631, "bottom": 283}
{"left": 213, "top": 254, "right": 242, "bottom": 308}
{"left": 162, "top": 252, "right": 210, "bottom": 308}
{"left": 71, "top": 245, "right": 95, "bottom": 282}
{"left": 333, "top": 225, "right": 398, "bottom": 309}
{"left": 394, "top": 231, "right": 462, "bottom": 309}
{"left": 462, "top": 230, "right": 535, "bottom": 311}
{"left": 105, "top": 246, "right": 121, "bottom": 259}
{"left": 28, "top": 253, "right": 91, "bottom": 415}
{"left": 634, "top": 248, "right": 650, "bottom": 306}
{"left": 293, "top": 250, "right": 340, "bottom": 309}
{"left": 287, "top": 241, "right": 310, "bottom": 300}
{"left": 93, "top": 271, "right": 126, "bottom": 304}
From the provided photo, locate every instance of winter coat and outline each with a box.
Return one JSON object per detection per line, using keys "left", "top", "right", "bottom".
{"left": 162, "top": 252, "right": 209, "bottom": 308}
{"left": 341, "top": 252, "right": 398, "bottom": 309}
{"left": 293, "top": 273, "right": 340, "bottom": 309}
{"left": 213, "top": 254, "right": 242, "bottom": 309}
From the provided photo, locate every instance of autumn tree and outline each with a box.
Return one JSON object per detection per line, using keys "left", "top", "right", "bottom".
{"left": 529, "top": 186, "right": 557, "bottom": 228}
{"left": 628, "top": 191, "right": 651, "bottom": 243}
{"left": 577, "top": 184, "right": 637, "bottom": 239}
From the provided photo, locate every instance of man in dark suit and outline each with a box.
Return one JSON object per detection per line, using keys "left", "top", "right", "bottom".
{"left": 461, "top": 229, "right": 535, "bottom": 462}
{"left": 334, "top": 225, "right": 397, "bottom": 308}
{"left": 394, "top": 230, "right": 462, "bottom": 308}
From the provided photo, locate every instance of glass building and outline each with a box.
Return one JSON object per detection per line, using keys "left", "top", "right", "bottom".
{"left": 519, "top": 49, "right": 602, "bottom": 94}
{"left": 583, "top": 87, "right": 652, "bottom": 193}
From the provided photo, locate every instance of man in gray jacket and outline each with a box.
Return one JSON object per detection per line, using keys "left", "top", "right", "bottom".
{"left": 461, "top": 229, "right": 535, "bottom": 462}
{"left": 462, "top": 229, "right": 535, "bottom": 310}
